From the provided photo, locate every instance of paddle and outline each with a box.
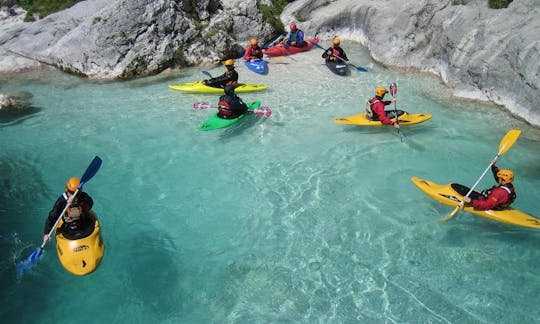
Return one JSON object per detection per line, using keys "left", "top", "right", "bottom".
{"left": 16, "top": 156, "right": 103, "bottom": 277}
{"left": 389, "top": 83, "right": 404, "bottom": 142}
{"left": 312, "top": 42, "right": 368, "bottom": 72}
{"left": 202, "top": 71, "right": 212, "bottom": 78}
{"left": 193, "top": 101, "right": 272, "bottom": 118}
{"left": 262, "top": 33, "right": 285, "bottom": 50}
{"left": 440, "top": 129, "right": 522, "bottom": 222}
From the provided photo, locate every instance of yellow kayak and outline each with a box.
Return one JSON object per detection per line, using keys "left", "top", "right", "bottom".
{"left": 411, "top": 177, "right": 540, "bottom": 229}
{"left": 168, "top": 81, "right": 268, "bottom": 93}
{"left": 333, "top": 111, "right": 432, "bottom": 126}
{"left": 56, "top": 213, "right": 105, "bottom": 276}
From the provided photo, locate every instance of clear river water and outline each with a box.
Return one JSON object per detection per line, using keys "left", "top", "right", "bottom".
{"left": 1, "top": 42, "right": 540, "bottom": 323}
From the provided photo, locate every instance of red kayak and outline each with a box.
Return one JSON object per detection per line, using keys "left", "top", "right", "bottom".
{"left": 263, "top": 38, "right": 319, "bottom": 57}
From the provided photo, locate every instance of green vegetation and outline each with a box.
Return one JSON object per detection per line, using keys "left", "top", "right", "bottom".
{"left": 9, "top": 0, "right": 81, "bottom": 21}
{"left": 488, "top": 0, "right": 513, "bottom": 9}
{"left": 257, "top": 0, "right": 288, "bottom": 34}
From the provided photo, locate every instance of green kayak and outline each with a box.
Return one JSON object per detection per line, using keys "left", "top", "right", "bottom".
{"left": 199, "top": 101, "right": 261, "bottom": 131}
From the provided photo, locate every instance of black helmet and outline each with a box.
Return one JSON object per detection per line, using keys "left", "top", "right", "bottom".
{"left": 224, "top": 85, "right": 235, "bottom": 95}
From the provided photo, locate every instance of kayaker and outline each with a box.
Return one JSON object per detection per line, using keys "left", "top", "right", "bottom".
{"left": 203, "top": 59, "right": 238, "bottom": 88}
{"left": 322, "top": 38, "right": 349, "bottom": 63}
{"left": 284, "top": 22, "right": 305, "bottom": 48}
{"left": 365, "top": 86, "right": 400, "bottom": 129}
{"left": 244, "top": 38, "right": 264, "bottom": 62}
{"left": 462, "top": 164, "right": 516, "bottom": 210}
{"left": 43, "top": 177, "right": 94, "bottom": 243}
{"left": 217, "top": 85, "right": 248, "bottom": 119}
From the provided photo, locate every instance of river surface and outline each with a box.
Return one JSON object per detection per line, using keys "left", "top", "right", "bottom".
{"left": 1, "top": 42, "right": 540, "bottom": 323}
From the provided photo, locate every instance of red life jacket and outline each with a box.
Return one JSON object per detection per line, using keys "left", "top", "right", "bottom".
{"left": 218, "top": 100, "right": 233, "bottom": 116}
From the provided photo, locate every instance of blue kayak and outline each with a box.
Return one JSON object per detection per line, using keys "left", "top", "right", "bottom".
{"left": 244, "top": 59, "right": 268, "bottom": 74}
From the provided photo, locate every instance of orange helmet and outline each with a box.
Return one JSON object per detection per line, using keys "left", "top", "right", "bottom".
{"left": 223, "top": 59, "right": 235, "bottom": 66}
{"left": 290, "top": 23, "right": 297, "bottom": 31}
{"left": 333, "top": 38, "right": 340, "bottom": 45}
{"left": 66, "top": 177, "right": 80, "bottom": 192}
{"left": 250, "top": 38, "right": 258, "bottom": 46}
{"left": 497, "top": 169, "right": 514, "bottom": 185}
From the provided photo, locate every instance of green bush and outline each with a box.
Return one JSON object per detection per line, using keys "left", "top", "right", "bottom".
{"left": 488, "top": 0, "right": 513, "bottom": 9}
{"left": 12, "top": 0, "right": 81, "bottom": 19}
{"left": 257, "top": 0, "right": 289, "bottom": 34}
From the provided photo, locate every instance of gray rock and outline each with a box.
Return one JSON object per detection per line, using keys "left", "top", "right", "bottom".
{"left": 0, "top": 0, "right": 274, "bottom": 78}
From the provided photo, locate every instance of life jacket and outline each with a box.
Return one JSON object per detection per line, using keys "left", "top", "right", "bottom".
{"left": 366, "top": 98, "right": 381, "bottom": 120}
{"left": 289, "top": 31, "right": 299, "bottom": 43}
{"left": 481, "top": 184, "right": 516, "bottom": 210}
{"left": 218, "top": 99, "right": 233, "bottom": 117}
{"left": 328, "top": 48, "right": 341, "bottom": 61}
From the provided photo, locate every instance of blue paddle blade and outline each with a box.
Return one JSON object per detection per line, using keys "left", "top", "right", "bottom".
{"left": 78, "top": 156, "right": 102, "bottom": 188}
{"left": 16, "top": 247, "right": 43, "bottom": 278}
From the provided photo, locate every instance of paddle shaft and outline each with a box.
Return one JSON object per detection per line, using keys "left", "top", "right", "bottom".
{"left": 312, "top": 42, "right": 367, "bottom": 72}
{"left": 40, "top": 188, "right": 80, "bottom": 249}
{"left": 461, "top": 156, "right": 500, "bottom": 200}
{"left": 390, "top": 83, "right": 404, "bottom": 142}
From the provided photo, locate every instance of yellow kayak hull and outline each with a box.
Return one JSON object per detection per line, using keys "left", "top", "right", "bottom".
{"left": 56, "top": 217, "right": 105, "bottom": 276}
{"left": 168, "top": 81, "right": 268, "bottom": 93}
{"left": 411, "top": 177, "right": 540, "bottom": 229}
{"left": 333, "top": 112, "right": 432, "bottom": 126}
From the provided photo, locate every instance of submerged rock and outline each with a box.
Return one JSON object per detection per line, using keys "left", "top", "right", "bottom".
{"left": 0, "top": 92, "right": 38, "bottom": 124}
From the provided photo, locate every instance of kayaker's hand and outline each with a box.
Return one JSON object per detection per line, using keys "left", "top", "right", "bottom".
{"left": 326, "top": 50, "right": 332, "bottom": 56}
{"left": 202, "top": 80, "right": 208, "bottom": 85}
{"left": 393, "top": 122, "right": 400, "bottom": 129}
{"left": 391, "top": 98, "right": 397, "bottom": 103}
{"left": 462, "top": 196, "right": 471, "bottom": 203}
{"left": 43, "top": 234, "right": 50, "bottom": 243}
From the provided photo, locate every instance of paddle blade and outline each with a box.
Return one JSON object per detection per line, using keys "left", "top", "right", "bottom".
{"left": 16, "top": 248, "right": 43, "bottom": 278}
{"left": 441, "top": 203, "right": 462, "bottom": 223}
{"left": 202, "top": 71, "right": 212, "bottom": 78}
{"left": 498, "top": 129, "right": 521, "bottom": 155}
{"left": 390, "top": 83, "right": 397, "bottom": 96}
{"left": 355, "top": 66, "right": 368, "bottom": 72}
{"left": 255, "top": 106, "right": 272, "bottom": 118}
{"left": 79, "top": 156, "right": 102, "bottom": 188}
{"left": 193, "top": 102, "right": 211, "bottom": 110}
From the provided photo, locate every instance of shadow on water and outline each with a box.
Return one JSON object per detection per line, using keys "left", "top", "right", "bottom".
{"left": 0, "top": 156, "right": 49, "bottom": 288}
{"left": 121, "top": 231, "right": 184, "bottom": 321}
{"left": 217, "top": 114, "right": 269, "bottom": 141}
{"left": 439, "top": 217, "right": 540, "bottom": 248}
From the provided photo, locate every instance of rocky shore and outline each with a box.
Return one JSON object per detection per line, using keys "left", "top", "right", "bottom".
{"left": 0, "top": 0, "right": 538, "bottom": 126}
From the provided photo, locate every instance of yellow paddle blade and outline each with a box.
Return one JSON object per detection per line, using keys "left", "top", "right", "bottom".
{"left": 440, "top": 202, "right": 464, "bottom": 223}
{"left": 498, "top": 129, "right": 521, "bottom": 155}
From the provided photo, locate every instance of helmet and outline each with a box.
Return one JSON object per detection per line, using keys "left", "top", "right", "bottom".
{"left": 333, "top": 38, "right": 340, "bottom": 45}
{"left": 497, "top": 169, "right": 514, "bottom": 184}
{"left": 66, "top": 177, "right": 80, "bottom": 192}
{"left": 250, "top": 38, "right": 258, "bottom": 46}
{"left": 375, "top": 86, "right": 388, "bottom": 97}
{"left": 224, "top": 85, "right": 235, "bottom": 95}
{"left": 223, "top": 59, "right": 235, "bottom": 66}
{"left": 290, "top": 23, "right": 297, "bottom": 31}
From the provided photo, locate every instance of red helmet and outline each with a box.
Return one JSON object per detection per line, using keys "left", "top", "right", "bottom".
{"left": 290, "top": 23, "right": 297, "bottom": 31}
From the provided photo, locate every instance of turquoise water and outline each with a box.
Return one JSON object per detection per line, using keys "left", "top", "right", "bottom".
{"left": 1, "top": 43, "right": 540, "bottom": 323}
